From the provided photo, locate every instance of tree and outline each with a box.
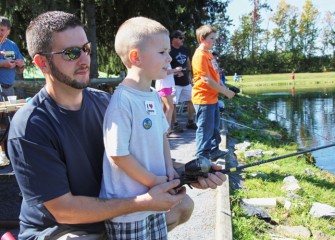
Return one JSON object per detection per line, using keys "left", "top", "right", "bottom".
{"left": 271, "top": 0, "right": 299, "bottom": 53}
{"left": 298, "top": 0, "right": 319, "bottom": 56}
{"left": 320, "top": 11, "right": 335, "bottom": 56}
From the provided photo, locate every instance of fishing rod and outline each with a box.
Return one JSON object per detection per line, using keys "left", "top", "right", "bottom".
{"left": 177, "top": 143, "right": 335, "bottom": 187}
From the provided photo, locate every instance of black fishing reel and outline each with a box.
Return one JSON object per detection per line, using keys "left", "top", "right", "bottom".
{"left": 229, "top": 86, "right": 240, "bottom": 95}
{"left": 176, "top": 156, "right": 213, "bottom": 188}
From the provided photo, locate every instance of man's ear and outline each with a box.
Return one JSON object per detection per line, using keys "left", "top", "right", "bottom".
{"left": 129, "top": 49, "right": 140, "bottom": 65}
{"left": 33, "top": 54, "right": 50, "bottom": 73}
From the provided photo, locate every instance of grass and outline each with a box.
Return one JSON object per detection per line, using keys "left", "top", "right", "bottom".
{"left": 225, "top": 72, "right": 335, "bottom": 95}
{"left": 222, "top": 87, "right": 335, "bottom": 240}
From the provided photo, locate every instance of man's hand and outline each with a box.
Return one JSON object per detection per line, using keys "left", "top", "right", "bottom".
{"left": 190, "top": 163, "right": 226, "bottom": 189}
{"left": 145, "top": 180, "right": 186, "bottom": 211}
{"left": 176, "top": 71, "right": 184, "bottom": 77}
{"left": 15, "top": 59, "right": 25, "bottom": 68}
{"left": 0, "top": 59, "right": 16, "bottom": 69}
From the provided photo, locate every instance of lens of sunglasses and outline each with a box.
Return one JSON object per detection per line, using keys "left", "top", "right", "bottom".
{"left": 178, "top": 37, "right": 184, "bottom": 40}
{"left": 38, "top": 42, "right": 92, "bottom": 61}
{"left": 63, "top": 42, "right": 91, "bottom": 61}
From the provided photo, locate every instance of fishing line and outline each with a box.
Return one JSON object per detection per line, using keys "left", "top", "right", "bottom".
{"left": 233, "top": 94, "right": 334, "bottom": 144}
{"left": 220, "top": 117, "right": 257, "bottom": 130}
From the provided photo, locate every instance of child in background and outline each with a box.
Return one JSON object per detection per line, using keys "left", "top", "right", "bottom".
{"left": 100, "top": 17, "right": 182, "bottom": 239}
{"left": 155, "top": 64, "right": 182, "bottom": 138}
{"left": 191, "top": 25, "right": 235, "bottom": 161}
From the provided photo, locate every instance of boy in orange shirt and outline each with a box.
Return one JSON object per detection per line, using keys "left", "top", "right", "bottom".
{"left": 191, "top": 25, "right": 235, "bottom": 161}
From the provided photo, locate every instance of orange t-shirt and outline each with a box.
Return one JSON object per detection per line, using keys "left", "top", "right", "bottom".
{"left": 191, "top": 48, "right": 220, "bottom": 104}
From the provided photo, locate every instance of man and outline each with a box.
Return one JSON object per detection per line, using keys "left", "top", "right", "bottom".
{"left": 8, "top": 11, "right": 226, "bottom": 239}
{"left": 0, "top": 16, "right": 25, "bottom": 100}
{"left": 170, "top": 30, "right": 197, "bottom": 132}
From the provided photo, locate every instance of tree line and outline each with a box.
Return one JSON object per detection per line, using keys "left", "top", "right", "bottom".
{"left": 220, "top": 0, "right": 335, "bottom": 74}
{"left": 1, "top": 0, "right": 334, "bottom": 78}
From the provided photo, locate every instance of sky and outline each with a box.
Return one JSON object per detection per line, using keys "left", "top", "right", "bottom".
{"left": 226, "top": 0, "right": 334, "bottom": 32}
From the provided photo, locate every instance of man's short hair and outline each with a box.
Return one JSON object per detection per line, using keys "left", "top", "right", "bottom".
{"left": 26, "top": 11, "right": 83, "bottom": 59}
{"left": 0, "top": 16, "right": 11, "bottom": 29}
{"left": 195, "top": 25, "right": 216, "bottom": 44}
{"left": 170, "top": 30, "right": 185, "bottom": 39}
{"left": 114, "top": 16, "right": 169, "bottom": 68}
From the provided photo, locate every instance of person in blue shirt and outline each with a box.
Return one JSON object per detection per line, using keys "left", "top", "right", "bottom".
{"left": 234, "top": 73, "right": 239, "bottom": 82}
{"left": 0, "top": 16, "right": 25, "bottom": 100}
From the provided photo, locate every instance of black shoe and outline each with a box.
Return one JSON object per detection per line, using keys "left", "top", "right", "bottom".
{"left": 210, "top": 149, "right": 229, "bottom": 161}
{"left": 186, "top": 121, "right": 197, "bottom": 130}
{"left": 173, "top": 123, "right": 184, "bottom": 133}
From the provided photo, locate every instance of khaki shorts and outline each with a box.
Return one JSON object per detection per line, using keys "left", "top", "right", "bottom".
{"left": 173, "top": 84, "right": 192, "bottom": 104}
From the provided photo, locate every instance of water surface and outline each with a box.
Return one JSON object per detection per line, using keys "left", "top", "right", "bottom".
{"left": 245, "top": 85, "right": 335, "bottom": 174}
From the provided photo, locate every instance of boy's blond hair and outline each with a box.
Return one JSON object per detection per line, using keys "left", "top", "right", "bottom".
{"left": 115, "top": 16, "right": 169, "bottom": 68}
{"left": 195, "top": 25, "right": 217, "bottom": 44}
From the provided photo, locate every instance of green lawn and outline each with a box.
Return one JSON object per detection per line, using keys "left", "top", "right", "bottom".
{"left": 226, "top": 72, "right": 335, "bottom": 84}
{"left": 225, "top": 72, "right": 335, "bottom": 94}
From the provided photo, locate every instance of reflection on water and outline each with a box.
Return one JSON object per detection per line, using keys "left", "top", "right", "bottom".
{"left": 246, "top": 86, "right": 335, "bottom": 174}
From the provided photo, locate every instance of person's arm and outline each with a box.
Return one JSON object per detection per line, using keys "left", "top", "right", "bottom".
{"left": 163, "top": 134, "right": 175, "bottom": 181}
{"left": 15, "top": 59, "right": 25, "bottom": 74}
{"left": 186, "top": 57, "right": 193, "bottom": 84}
{"left": 167, "top": 66, "right": 182, "bottom": 75}
{"left": 44, "top": 180, "right": 186, "bottom": 224}
{"left": 200, "top": 74, "right": 235, "bottom": 99}
{"left": 111, "top": 154, "right": 168, "bottom": 187}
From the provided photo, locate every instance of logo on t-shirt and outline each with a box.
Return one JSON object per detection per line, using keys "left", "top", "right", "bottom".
{"left": 3, "top": 50, "right": 16, "bottom": 60}
{"left": 143, "top": 118, "right": 152, "bottom": 129}
{"left": 175, "top": 53, "right": 187, "bottom": 65}
{"left": 145, "top": 101, "right": 157, "bottom": 115}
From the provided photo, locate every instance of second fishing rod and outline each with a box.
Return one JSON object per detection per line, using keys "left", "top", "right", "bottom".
{"left": 175, "top": 143, "right": 335, "bottom": 188}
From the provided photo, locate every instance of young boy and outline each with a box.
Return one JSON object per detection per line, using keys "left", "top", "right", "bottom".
{"left": 99, "top": 17, "right": 177, "bottom": 239}
{"left": 191, "top": 25, "right": 235, "bottom": 161}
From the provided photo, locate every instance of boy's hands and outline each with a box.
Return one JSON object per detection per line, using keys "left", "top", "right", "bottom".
{"left": 191, "top": 163, "right": 226, "bottom": 189}
{"left": 152, "top": 176, "right": 168, "bottom": 187}
{"left": 223, "top": 88, "right": 235, "bottom": 99}
{"left": 166, "top": 166, "right": 177, "bottom": 181}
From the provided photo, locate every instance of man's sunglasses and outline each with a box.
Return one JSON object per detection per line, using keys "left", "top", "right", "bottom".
{"left": 38, "top": 42, "right": 91, "bottom": 61}
{"left": 177, "top": 37, "right": 185, "bottom": 40}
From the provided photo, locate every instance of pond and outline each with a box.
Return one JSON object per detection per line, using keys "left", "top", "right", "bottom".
{"left": 245, "top": 85, "right": 335, "bottom": 174}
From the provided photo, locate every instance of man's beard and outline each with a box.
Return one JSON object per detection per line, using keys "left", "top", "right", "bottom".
{"left": 48, "top": 59, "right": 90, "bottom": 89}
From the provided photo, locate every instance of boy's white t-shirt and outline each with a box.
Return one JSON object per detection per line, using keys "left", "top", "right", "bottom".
{"left": 155, "top": 64, "right": 175, "bottom": 91}
{"left": 100, "top": 84, "right": 169, "bottom": 222}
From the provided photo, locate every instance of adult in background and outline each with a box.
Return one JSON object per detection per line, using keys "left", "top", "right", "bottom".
{"left": 0, "top": 16, "right": 25, "bottom": 100}
{"left": 170, "top": 30, "right": 197, "bottom": 133}
{"left": 8, "top": 11, "right": 227, "bottom": 239}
